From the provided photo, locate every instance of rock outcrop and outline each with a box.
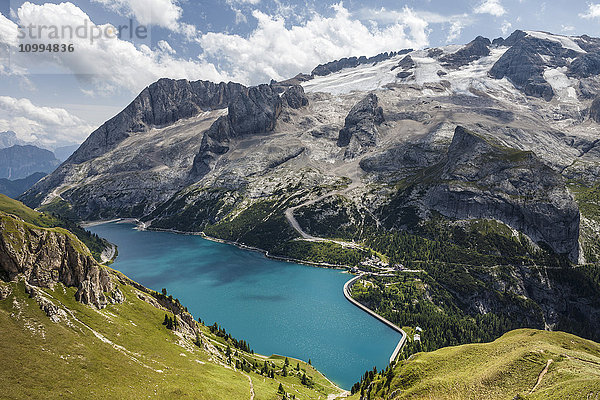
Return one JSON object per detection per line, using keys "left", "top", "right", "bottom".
{"left": 489, "top": 30, "right": 585, "bottom": 100}
{"left": 281, "top": 85, "right": 309, "bottom": 109}
{"left": 568, "top": 52, "right": 600, "bottom": 78}
{"left": 0, "top": 213, "right": 114, "bottom": 308}
{"left": 590, "top": 97, "right": 600, "bottom": 122}
{"left": 311, "top": 50, "right": 410, "bottom": 76}
{"left": 337, "top": 93, "right": 384, "bottom": 158}
{"left": 441, "top": 36, "right": 491, "bottom": 68}
{"left": 424, "top": 126, "right": 580, "bottom": 261}
{"left": 191, "top": 84, "right": 283, "bottom": 176}
{"left": 69, "top": 78, "right": 245, "bottom": 164}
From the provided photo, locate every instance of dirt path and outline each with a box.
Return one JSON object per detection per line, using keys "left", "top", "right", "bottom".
{"left": 529, "top": 359, "right": 553, "bottom": 394}
{"left": 242, "top": 373, "right": 255, "bottom": 400}
{"left": 327, "top": 390, "right": 350, "bottom": 400}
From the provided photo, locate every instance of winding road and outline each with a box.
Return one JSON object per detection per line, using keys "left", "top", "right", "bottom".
{"left": 284, "top": 167, "right": 408, "bottom": 364}
{"left": 284, "top": 165, "right": 365, "bottom": 248}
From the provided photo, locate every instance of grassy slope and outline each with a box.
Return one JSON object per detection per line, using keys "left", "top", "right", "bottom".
{"left": 0, "top": 197, "right": 341, "bottom": 400}
{"left": 0, "top": 277, "right": 340, "bottom": 400}
{"left": 348, "top": 329, "right": 600, "bottom": 400}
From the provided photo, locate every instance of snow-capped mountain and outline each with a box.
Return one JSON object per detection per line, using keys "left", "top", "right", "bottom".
{"left": 22, "top": 30, "right": 600, "bottom": 263}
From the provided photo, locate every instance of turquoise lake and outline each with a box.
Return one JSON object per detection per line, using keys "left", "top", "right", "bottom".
{"left": 89, "top": 222, "right": 402, "bottom": 389}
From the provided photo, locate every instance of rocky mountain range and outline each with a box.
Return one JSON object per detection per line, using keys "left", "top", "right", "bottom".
{"left": 0, "top": 145, "right": 59, "bottom": 180}
{"left": 0, "top": 172, "right": 46, "bottom": 198}
{"left": 0, "top": 131, "right": 27, "bottom": 149}
{"left": 22, "top": 30, "right": 600, "bottom": 266}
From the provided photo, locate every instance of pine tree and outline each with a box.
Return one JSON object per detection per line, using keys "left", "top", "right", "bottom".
{"left": 282, "top": 365, "right": 288, "bottom": 377}
{"left": 301, "top": 372, "right": 308, "bottom": 386}
{"left": 162, "top": 314, "right": 169, "bottom": 325}
{"left": 296, "top": 362, "right": 300, "bottom": 371}
{"left": 284, "top": 357, "right": 289, "bottom": 366}
{"left": 277, "top": 383, "right": 285, "bottom": 394}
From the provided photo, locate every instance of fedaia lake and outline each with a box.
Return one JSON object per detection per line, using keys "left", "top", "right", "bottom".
{"left": 89, "top": 221, "right": 402, "bottom": 389}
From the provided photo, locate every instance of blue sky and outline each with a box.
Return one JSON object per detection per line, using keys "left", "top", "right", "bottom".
{"left": 1, "top": 0, "right": 600, "bottom": 147}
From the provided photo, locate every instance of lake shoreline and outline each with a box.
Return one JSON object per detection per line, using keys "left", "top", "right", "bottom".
{"left": 84, "top": 218, "right": 354, "bottom": 272}
{"left": 86, "top": 218, "right": 403, "bottom": 389}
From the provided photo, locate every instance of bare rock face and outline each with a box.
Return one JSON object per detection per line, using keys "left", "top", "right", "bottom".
{"left": 441, "top": 36, "right": 491, "bottom": 68}
{"left": 191, "top": 84, "right": 283, "bottom": 177}
{"left": 425, "top": 126, "right": 580, "bottom": 261}
{"left": 0, "top": 213, "right": 113, "bottom": 308}
{"left": 589, "top": 97, "right": 600, "bottom": 122}
{"left": 281, "top": 85, "right": 309, "bottom": 109}
{"left": 310, "top": 50, "right": 409, "bottom": 76}
{"left": 337, "top": 93, "right": 384, "bottom": 158}
{"left": 69, "top": 79, "right": 245, "bottom": 165}
{"left": 489, "top": 30, "right": 584, "bottom": 100}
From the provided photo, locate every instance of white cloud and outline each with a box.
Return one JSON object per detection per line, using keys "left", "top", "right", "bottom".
{"left": 0, "top": 96, "right": 95, "bottom": 147}
{"left": 447, "top": 20, "right": 464, "bottom": 43}
{"left": 0, "top": 12, "right": 18, "bottom": 46}
{"left": 580, "top": 3, "right": 600, "bottom": 19}
{"left": 157, "top": 39, "right": 175, "bottom": 54}
{"left": 198, "top": 4, "right": 430, "bottom": 84}
{"left": 233, "top": 8, "right": 248, "bottom": 24}
{"left": 358, "top": 7, "right": 471, "bottom": 45}
{"left": 0, "top": 2, "right": 231, "bottom": 93}
{"left": 561, "top": 24, "right": 575, "bottom": 32}
{"left": 473, "top": 0, "right": 506, "bottom": 17}
{"left": 227, "top": 0, "right": 261, "bottom": 5}
{"left": 92, "top": 0, "right": 182, "bottom": 31}
{"left": 501, "top": 20, "right": 512, "bottom": 35}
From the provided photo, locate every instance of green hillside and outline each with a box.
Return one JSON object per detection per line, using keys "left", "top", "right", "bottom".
{"left": 0, "top": 277, "right": 341, "bottom": 399}
{"left": 348, "top": 329, "right": 600, "bottom": 400}
{"left": 0, "top": 198, "right": 342, "bottom": 400}
{"left": 0, "top": 194, "right": 110, "bottom": 262}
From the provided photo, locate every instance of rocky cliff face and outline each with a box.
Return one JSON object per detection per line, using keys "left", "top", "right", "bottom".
{"left": 69, "top": 79, "right": 245, "bottom": 164}
{"left": 0, "top": 213, "right": 114, "bottom": 308}
{"left": 337, "top": 93, "right": 384, "bottom": 158}
{"left": 0, "top": 145, "right": 59, "bottom": 180}
{"left": 441, "top": 36, "right": 491, "bottom": 68}
{"left": 424, "top": 126, "right": 580, "bottom": 260}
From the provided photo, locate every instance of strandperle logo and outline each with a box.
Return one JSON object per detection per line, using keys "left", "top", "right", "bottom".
{"left": 16, "top": 18, "right": 149, "bottom": 45}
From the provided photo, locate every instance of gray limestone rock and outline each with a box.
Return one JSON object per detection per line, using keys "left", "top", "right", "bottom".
{"left": 0, "top": 214, "right": 113, "bottom": 308}
{"left": 425, "top": 126, "right": 580, "bottom": 261}
{"left": 282, "top": 85, "right": 309, "bottom": 109}
{"left": 441, "top": 36, "right": 491, "bottom": 68}
{"left": 68, "top": 78, "right": 245, "bottom": 164}
{"left": 337, "top": 93, "right": 384, "bottom": 158}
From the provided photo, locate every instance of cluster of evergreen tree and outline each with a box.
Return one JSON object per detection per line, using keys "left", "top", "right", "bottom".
{"left": 276, "top": 383, "right": 297, "bottom": 399}
{"left": 208, "top": 322, "right": 253, "bottom": 353}
{"left": 350, "top": 366, "right": 379, "bottom": 396}
{"left": 351, "top": 273, "right": 529, "bottom": 359}
{"left": 162, "top": 313, "right": 178, "bottom": 330}
{"left": 363, "top": 219, "right": 569, "bottom": 269}
{"left": 155, "top": 288, "right": 188, "bottom": 312}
